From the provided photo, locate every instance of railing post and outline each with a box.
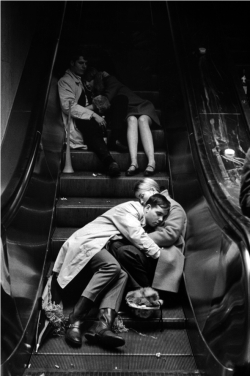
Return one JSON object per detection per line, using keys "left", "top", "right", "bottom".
{"left": 63, "top": 101, "right": 74, "bottom": 173}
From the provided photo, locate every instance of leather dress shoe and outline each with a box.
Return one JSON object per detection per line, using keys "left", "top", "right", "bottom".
{"left": 65, "top": 296, "right": 93, "bottom": 346}
{"left": 85, "top": 308, "right": 125, "bottom": 348}
{"left": 65, "top": 320, "right": 84, "bottom": 346}
{"left": 125, "top": 165, "right": 140, "bottom": 176}
{"left": 108, "top": 162, "right": 120, "bottom": 177}
{"left": 144, "top": 165, "right": 156, "bottom": 176}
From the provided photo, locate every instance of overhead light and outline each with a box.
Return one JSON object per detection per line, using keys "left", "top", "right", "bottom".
{"left": 199, "top": 48, "right": 206, "bottom": 54}
{"left": 224, "top": 148, "right": 235, "bottom": 157}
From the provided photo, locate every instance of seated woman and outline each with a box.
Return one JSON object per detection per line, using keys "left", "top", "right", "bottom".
{"left": 84, "top": 68, "right": 160, "bottom": 176}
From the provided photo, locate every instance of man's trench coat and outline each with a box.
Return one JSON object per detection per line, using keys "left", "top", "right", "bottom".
{"left": 53, "top": 200, "right": 186, "bottom": 293}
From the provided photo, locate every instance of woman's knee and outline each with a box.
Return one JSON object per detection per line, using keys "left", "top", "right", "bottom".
{"left": 138, "top": 115, "right": 151, "bottom": 126}
{"left": 127, "top": 115, "right": 137, "bottom": 124}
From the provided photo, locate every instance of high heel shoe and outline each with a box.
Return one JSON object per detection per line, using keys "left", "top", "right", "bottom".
{"left": 144, "top": 165, "right": 156, "bottom": 176}
{"left": 125, "top": 165, "right": 140, "bottom": 176}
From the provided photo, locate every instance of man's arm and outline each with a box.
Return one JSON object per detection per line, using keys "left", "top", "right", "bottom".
{"left": 58, "top": 78, "right": 94, "bottom": 120}
{"left": 148, "top": 205, "right": 186, "bottom": 247}
{"left": 110, "top": 203, "right": 160, "bottom": 259}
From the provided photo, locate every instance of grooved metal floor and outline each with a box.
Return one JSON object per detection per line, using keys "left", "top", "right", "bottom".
{"left": 25, "top": 372, "right": 202, "bottom": 376}
{"left": 28, "top": 329, "right": 197, "bottom": 373}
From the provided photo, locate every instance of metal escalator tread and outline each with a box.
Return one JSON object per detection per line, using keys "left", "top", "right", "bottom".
{"left": 25, "top": 372, "right": 203, "bottom": 376}
{"left": 25, "top": 328, "right": 199, "bottom": 374}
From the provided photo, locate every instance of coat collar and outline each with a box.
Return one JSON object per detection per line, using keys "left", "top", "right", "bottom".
{"left": 65, "top": 69, "right": 83, "bottom": 86}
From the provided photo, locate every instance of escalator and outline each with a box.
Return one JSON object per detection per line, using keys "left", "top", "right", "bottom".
{"left": 1, "top": 2, "right": 249, "bottom": 376}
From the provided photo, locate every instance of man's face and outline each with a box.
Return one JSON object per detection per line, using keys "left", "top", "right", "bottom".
{"left": 144, "top": 204, "right": 169, "bottom": 228}
{"left": 70, "top": 56, "right": 87, "bottom": 76}
{"left": 135, "top": 188, "right": 157, "bottom": 206}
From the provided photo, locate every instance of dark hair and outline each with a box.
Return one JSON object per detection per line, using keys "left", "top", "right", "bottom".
{"left": 146, "top": 193, "right": 170, "bottom": 210}
{"left": 69, "top": 47, "right": 89, "bottom": 65}
{"left": 84, "top": 67, "right": 98, "bottom": 81}
{"left": 84, "top": 67, "right": 104, "bottom": 96}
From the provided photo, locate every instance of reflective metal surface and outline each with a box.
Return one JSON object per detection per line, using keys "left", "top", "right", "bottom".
{"left": 166, "top": 2, "right": 250, "bottom": 375}
{"left": 1, "top": 77, "right": 65, "bottom": 376}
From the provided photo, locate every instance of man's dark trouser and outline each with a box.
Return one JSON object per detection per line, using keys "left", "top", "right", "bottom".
{"left": 63, "top": 249, "right": 128, "bottom": 312}
{"left": 109, "top": 239, "right": 158, "bottom": 290}
{"left": 75, "top": 118, "right": 114, "bottom": 169}
{"left": 109, "top": 95, "right": 129, "bottom": 145}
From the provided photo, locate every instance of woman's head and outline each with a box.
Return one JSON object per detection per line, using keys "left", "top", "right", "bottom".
{"left": 84, "top": 67, "right": 104, "bottom": 95}
{"left": 134, "top": 178, "right": 160, "bottom": 206}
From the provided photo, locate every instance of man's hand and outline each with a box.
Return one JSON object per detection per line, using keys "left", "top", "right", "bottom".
{"left": 92, "top": 113, "right": 106, "bottom": 126}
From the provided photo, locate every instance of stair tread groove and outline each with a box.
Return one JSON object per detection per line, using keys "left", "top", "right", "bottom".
{"left": 24, "top": 370, "right": 202, "bottom": 376}
{"left": 61, "top": 172, "right": 169, "bottom": 178}
{"left": 57, "top": 197, "right": 138, "bottom": 207}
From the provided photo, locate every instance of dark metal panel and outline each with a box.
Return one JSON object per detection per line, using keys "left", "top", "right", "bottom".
{"left": 1, "top": 74, "right": 65, "bottom": 375}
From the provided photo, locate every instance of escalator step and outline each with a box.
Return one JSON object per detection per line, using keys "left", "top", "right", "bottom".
{"left": 25, "top": 371, "right": 202, "bottom": 375}
{"left": 68, "top": 150, "right": 167, "bottom": 172}
{"left": 60, "top": 173, "right": 169, "bottom": 198}
{"left": 56, "top": 197, "right": 137, "bottom": 227}
{"left": 26, "top": 329, "right": 199, "bottom": 374}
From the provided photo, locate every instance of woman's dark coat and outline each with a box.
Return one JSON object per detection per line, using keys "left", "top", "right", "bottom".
{"left": 103, "top": 75, "right": 160, "bottom": 127}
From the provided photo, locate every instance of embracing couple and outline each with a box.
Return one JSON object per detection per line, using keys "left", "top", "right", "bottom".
{"left": 52, "top": 178, "right": 187, "bottom": 349}
{"left": 58, "top": 47, "right": 159, "bottom": 177}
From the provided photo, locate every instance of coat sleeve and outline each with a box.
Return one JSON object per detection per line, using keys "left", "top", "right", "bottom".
{"left": 110, "top": 204, "right": 160, "bottom": 258}
{"left": 103, "top": 76, "right": 123, "bottom": 102}
{"left": 148, "top": 205, "right": 186, "bottom": 247}
{"left": 58, "top": 78, "right": 94, "bottom": 120}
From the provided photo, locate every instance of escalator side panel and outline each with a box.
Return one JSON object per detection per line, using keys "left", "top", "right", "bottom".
{"left": 1, "top": 77, "right": 65, "bottom": 375}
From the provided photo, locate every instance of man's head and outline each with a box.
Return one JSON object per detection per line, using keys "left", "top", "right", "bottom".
{"left": 143, "top": 194, "right": 170, "bottom": 227}
{"left": 134, "top": 178, "right": 169, "bottom": 206}
{"left": 69, "top": 49, "right": 88, "bottom": 76}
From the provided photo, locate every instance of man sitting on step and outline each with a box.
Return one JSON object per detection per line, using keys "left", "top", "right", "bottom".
{"left": 53, "top": 193, "right": 170, "bottom": 348}
{"left": 109, "top": 178, "right": 187, "bottom": 294}
{"left": 58, "top": 47, "right": 120, "bottom": 177}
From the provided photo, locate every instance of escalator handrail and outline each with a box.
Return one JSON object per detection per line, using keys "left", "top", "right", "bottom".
{"left": 1, "top": 2, "right": 67, "bottom": 229}
{"left": 1, "top": 131, "right": 41, "bottom": 228}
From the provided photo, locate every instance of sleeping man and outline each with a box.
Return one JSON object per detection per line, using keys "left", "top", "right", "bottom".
{"left": 53, "top": 193, "right": 170, "bottom": 348}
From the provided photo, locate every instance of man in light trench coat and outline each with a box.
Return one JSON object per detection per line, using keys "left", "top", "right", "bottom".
{"left": 53, "top": 193, "right": 170, "bottom": 348}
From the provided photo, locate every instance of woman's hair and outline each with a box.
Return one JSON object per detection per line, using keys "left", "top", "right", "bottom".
{"left": 134, "top": 178, "right": 160, "bottom": 194}
{"left": 84, "top": 67, "right": 104, "bottom": 96}
{"left": 146, "top": 193, "right": 170, "bottom": 210}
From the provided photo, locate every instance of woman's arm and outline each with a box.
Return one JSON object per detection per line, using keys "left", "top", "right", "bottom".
{"left": 103, "top": 76, "right": 123, "bottom": 102}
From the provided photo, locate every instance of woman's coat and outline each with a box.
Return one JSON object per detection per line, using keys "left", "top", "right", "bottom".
{"left": 150, "top": 190, "right": 187, "bottom": 293}
{"left": 103, "top": 75, "right": 161, "bottom": 127}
